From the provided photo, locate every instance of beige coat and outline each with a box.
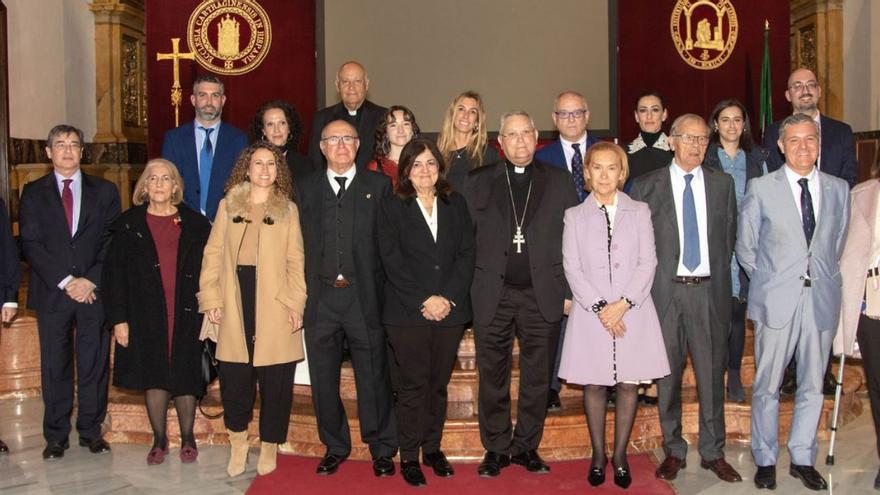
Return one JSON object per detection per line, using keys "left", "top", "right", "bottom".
{"left": 835, "top": 179, "right": 879, "bottom": 356}
{"left": 198, "top": 182, "right": 307, "bottom": 366}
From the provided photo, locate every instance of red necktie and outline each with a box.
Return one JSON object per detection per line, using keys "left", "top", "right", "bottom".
{"left": 62, "top": 179, "right": 73, "bottom": 233}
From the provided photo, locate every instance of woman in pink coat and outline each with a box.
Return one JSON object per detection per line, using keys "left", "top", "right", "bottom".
{"left": 559, "top": 142, "right": 670, "bottom": 489}
{"left": 835, "top": 177, "right": 880, "bottom": 490}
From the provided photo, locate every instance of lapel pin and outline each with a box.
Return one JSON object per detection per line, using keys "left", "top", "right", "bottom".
{"left": 366, "top": 193, "right": 372, "bottom": 199}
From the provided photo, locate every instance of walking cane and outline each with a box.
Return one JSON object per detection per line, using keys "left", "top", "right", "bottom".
{"left": 826, "top": 353, "right": 846, "bottom": 465}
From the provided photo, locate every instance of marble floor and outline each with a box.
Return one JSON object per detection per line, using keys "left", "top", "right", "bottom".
{"left": 0, "top": 395, "right": 879, "bottom": 494}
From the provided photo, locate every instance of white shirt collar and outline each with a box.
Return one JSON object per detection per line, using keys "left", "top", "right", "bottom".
{"left": 783, "top": 163, "right": 817, "bottom": 185}
{"left": 670, "top": 160, "right": 704, "bottom": 181}
{"left": 326, "top": 164, "right": 357, "bottom": 182}
{"left": 560, "top": 133, "right": 588, "bottom": 150}
{"left": 54, "top": 169, "right": 82, "bottom": 184}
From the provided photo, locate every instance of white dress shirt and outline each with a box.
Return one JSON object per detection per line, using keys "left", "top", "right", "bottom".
{"left": 560, "top": 133, "right": 589, "bottom": 173}
{"left": 783, "top": 165, "right": 821, "bottom": 225}
{"left": 326, "top": 165, "right": 357, "bottom": 195}
{"left": 595, "top": 193, "right": 618, "bottom": 235}
{"left": 670, "top": 162, "right": 711, "bottom": 276}
{"left": 416, "top": 196, "right": 438, "bottom": 242}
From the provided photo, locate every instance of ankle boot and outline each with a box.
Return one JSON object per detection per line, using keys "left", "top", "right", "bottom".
{"left": 257, "top": 442, "right": 278, "bottom": 475}
{"left": 226, "top": 429, "right": 249, "bottom": 477}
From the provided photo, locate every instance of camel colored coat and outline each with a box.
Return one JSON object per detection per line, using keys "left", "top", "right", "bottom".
{"left": 198, "top": 182, "right": 307, "bottom": 366}
{"left": 835, "top": 179, "right": 879, "bottom": 356}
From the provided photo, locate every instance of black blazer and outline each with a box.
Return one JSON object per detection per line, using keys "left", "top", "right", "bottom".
{"left": 19, "top": 171, "right": 121, "bottom": 312}
{"left": 702, "top": 143, "right": 768, "bottom": 299}
{"left": 102, "top": 204, "right": 210, "bottom": 396}
{"left": 463, "top": 160, "right": 579, "bottom": 327}
{"left": 377, "top": 192, "right": 475, "bottom": 327}
{"left": 286, "top": 150, "right": 316, "bottom": 184}
{"left": 0, "top": 198, "right": 20, "bottom": 304}
{"left": 763, "top": 114, "right": 857, "bottom": 187}
{"left": 629, "top": 163, "right": 737, "bottom": 326}
{"left": 295, "top": 168, "right": 392, "bottom": 329}
{"left": 308, "top": 100, "right": 388, "bottom": 170}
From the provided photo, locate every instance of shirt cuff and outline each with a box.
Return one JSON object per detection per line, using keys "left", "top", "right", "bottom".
{"left": 58, "top": 275, "right": 74, "bottom": 290}
{"left": 2, "top": 302, "right": 17, "bottom": 309}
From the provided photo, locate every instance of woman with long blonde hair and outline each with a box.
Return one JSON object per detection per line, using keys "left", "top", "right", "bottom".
{"left": 436, "top": 91, "right": 499, "bottom": 193}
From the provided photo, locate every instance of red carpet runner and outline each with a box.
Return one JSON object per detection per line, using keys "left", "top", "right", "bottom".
{"left": 247, "top": 454, "right": 676, "bottom": 494}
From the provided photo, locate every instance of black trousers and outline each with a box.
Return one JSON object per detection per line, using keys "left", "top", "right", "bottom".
{"left": 475, "top": 285, "right": 559, "bottom": 455}
{"left": 218, "top": 265, "right": 295, "bottom": 443}
{"left": 386, "top": 323, "right": 464, "bottom": 461}
{"left": 305, "top": 283, "right": 397, "bottom": 458}
{"left": 858, "top": 314, "right": 880, "bottom": 460}
{"left": 37, "top": 300, "right": 110, "bottom": 443}
{"left": 727, "top": 298, "right": 747, "bottom": 372}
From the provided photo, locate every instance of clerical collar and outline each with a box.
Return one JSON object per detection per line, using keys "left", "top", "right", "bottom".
{"left": 344, "top": 103, "right": 363, "bottom": 117}
{"left": 505, "top": 160, "right": 533, "bottom": 176}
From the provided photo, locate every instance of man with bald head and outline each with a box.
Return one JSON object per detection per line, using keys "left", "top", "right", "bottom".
{"left": 296, "top": 120, "right": 397, "bottom": 478}
{"left": 464, "top": 111, "right": 578, "bottom": 477}
{"left": 630, "top": 114, "right": 740, "bottom": 483}
{"left": 764, "top": 68, "right": 857, "bottom": 187}
{"left": 309, "top": 61, "right": 387, "bottom": 170}
{"left": 738, "top": 113, "right": 849, "bottom": 490}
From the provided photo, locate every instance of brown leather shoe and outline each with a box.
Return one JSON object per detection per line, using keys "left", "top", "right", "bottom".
{"left": 701, "top": 457, "right": 743, "bottom": 482}
{"left": 655, "top": 456, "right": 686, "bottom": 480}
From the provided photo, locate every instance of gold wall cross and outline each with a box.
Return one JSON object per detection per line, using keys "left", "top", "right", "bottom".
{"left": 156, "top": 38, "right": 195, "bottom": 127}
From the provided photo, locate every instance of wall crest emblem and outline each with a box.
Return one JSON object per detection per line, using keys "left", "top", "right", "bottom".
{"left": 670, "top": 0, "right": 738, "bottom": 70}
{"left": 187, "top": 0, "right": 272, "bottom": 75}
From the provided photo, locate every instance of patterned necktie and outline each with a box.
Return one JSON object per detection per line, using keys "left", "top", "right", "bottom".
{"left": 571, "top": 143, "right": 586, "bottom": 202}
{"left": 198, "top": 127, "right": 214, "bottom": 214}
{"left": 682, "top": 173, "right": 700, "bottom": 271}
{"left": 334, "top": 176, "right": 348, "bottom": 200}
{"left": 798, "top": 178, "right": 815, "bottom": 246}
{"left": 62, "top": 179, "right": 74, "bottom": 234}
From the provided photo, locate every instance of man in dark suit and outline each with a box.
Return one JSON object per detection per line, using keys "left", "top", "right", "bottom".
{"left": 464, "top": 110, "right": 579, "bottom": 477}
{"left": 19, "top": 124, "right": 121, "bottom": 460}
{"left": 308, "top": 61, "right": 387, "bottom": 170}
{"left": 763, "top": 67, "right": 856, "bottom": 395}
{"left": 161, "top": 74, "right": 247, "bottom": 221}
{"left": 296, "top": 120, "right": 397, "bottom": 478}
{"left": 535, "top": 90, "right": 599, "bottom": 411}
{"left": 763, "top": 67, "right": 857, "bottom": 187}
{"left": 0, "top": 196, "right": 20, "bottom": 455}
{"left": 629, "top": 114, "right": 740, "bottom": 483}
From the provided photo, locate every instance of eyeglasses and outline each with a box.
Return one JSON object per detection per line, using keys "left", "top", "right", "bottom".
{"left": 789, "top": 81, "right": 819, "bottom": 93}
{"left": 52, "top": 142, "right": 82, "bottom": 151}
{"left": 554, "top": 109, "right": 588, "bottom": 120}
{"left": 321, "top": 135, "right": 358, "bottom": 145}
{"left": 672, "top": 134, "right": 710, "bottom": 146}
{"left": 501, "top": 129, "right": 536, "bottom": 141}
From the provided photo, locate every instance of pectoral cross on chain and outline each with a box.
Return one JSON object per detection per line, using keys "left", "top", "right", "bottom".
{"left": 513, "top": 226, "right": 526, "bottom": 253}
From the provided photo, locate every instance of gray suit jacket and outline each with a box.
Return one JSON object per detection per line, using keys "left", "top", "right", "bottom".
{"left": 629, "top": 163, "right": 737, "bottom": 327}
{"left": 736, "top": 167, "right": 849, "bottom": 330}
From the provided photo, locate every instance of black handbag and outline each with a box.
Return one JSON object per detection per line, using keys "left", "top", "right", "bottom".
{"left": 198, "top": 339, "right": 223, "bottom": 419}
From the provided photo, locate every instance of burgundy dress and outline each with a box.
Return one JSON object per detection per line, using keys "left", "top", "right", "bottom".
{"left": 146, "top": 212, "right": 180, "bottom": 359}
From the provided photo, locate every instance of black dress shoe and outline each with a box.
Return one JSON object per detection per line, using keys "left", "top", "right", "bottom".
{"left": 780, "top": 370, "right": 796, "bottom": 395}
{"left": 790, "top": 464, "right": 828, "bottom": 490}
{"left": 588, "top": 459, "right": 606, "bottom": 487}
{"left": 822, "top": 372, "right": 838, "bottom": 396}
{"left": 373, "top": 456, "right": 395, "bottom": 477}
{"left": 401, "top": 460, "right": 427, "bottom": 487}
{"left": 316, "top": 453, "right": 347, "bottom": 475}
{"left": 0, "top": 438, "right": 8, "bottom": 454}
{"left": 423, "top": 451, "right": 454, "bottom": 477}
{"left": 79, "top": 437, "right": 111, "bottom": 454}
{"left": 547, "top": 390, "right": 561, "bottom": 412}
{"left": 477, "top": 451, "right": 510, "bottom": 477}
{"left": 42, "top": 440, "right": 69, "bottom": 460}
{"left": 614, "top": 463, "right": 632, "bottom": 489}
{"left": 754, "top": 465, "right": 776, "bottom": 490}
{"left": 510, "top": 449, "right": 550, "bottom": 473}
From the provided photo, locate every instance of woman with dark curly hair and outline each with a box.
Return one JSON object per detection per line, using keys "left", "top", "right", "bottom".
{"left": 250, "top": 100, "right": 315, "bottom": 182}
{"left": 367, "top": 105, "right": 420, "bottom": 188}
{"left": 198, "top": 142, "right": 307, "bottom": 477}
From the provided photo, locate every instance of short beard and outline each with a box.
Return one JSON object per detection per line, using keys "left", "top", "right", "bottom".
{"left": 793, "top": 100, "right": 818, "bottom": 115}
{"left": 196, "top": 107, "right": 222, "bottom": 122}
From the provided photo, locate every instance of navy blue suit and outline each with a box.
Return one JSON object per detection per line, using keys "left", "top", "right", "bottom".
{"left": 161, "top": 121, "right": 247, "bottom": 221}
{"left": 535, "top": 136, "right": 598, "bottom": 204}
{"left": 763, "top": 114, "right": 857, "bottom": 187}
{"left": 19, "top": 171, "right": 121, "bottom": 443}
